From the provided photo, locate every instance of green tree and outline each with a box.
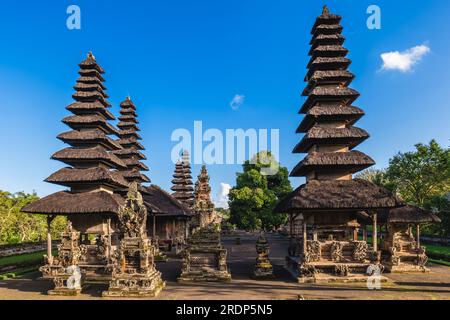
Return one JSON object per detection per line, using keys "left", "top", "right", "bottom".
{"left": 355, "top": 168, "right": 394, "bottom": 191}
{"left": 0, "top": 191, "right": 66, "bottom": 244}
{"left": 385, "top": 140, "right": 450, "bottom": 206}
{"left": 229, "top": 151, "right": 293, "bottom": 230}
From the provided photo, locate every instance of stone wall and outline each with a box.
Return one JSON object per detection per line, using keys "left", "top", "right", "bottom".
{"left": 0, "top": 241, "right": 59, "bottom": 258}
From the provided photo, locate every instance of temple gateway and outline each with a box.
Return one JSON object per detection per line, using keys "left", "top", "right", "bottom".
{"left": 275, "top": 6, "right": 440, "bottom": 283}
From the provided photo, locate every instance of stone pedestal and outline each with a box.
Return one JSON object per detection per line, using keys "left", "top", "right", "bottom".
{"left": 178, "top": 226, "right": 231, "bottom": 282}
{"left": 253, "top": 233, "right": 274, "bottom": 279}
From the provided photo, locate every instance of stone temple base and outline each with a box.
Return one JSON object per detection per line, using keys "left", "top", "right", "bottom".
{"left": 386, "top": 263, "right": 430, "bottom": 273}
{"left": 102, "top": 271, "right": 166, "bottom": 298}
{"left": 48, "top": 288, "right": 82, "bottom": 296}
{"left": 178, "top": 269, "right": 232, "bottom": 283}
{"left": 286, "top": 256, "right": 388, "bottom": 284}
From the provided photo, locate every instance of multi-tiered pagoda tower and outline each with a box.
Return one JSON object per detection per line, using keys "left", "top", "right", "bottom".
{"left": 193, "top": 165, "right": 215, "bottom": 228}
{"left": 171, "top": 151, "right": 195, "bottom": 210}
{"left": 114, "top": 97, "right": 150, "bottom": 185}
{"left": 22, "top": 52, "right": 129, "bottom": 294}
{"left": 275, "top": 7, "right": 403, "bottom": 283}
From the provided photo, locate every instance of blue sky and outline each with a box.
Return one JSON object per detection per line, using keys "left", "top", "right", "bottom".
{"left": 0, "top": 0, "right": 449, "bottom": 206}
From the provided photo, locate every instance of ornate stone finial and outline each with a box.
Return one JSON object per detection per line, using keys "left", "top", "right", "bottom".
{"left": 87, "top": 51, "right": 95, "bottom": 60}
{"left": 126, "top": 96, "right": 131, "bottom": 101}
{"left": 322, "top": 5, "right": 330, "bottom": 16}
{"left": 118, "top": 182, "right": 147, "bottom": 238}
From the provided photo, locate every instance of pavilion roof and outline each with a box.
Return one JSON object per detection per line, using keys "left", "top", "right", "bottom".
{"left": 378, "top": 205, "right": 442, "bottom": 224}
{"left": 62, "top": 115, "right": 119, "bottom": 135}
{"left": 21, "top": 191, "right": 124, "bottom": 216}
{"left": 274, "top": 179, "right": 403, "bottom": 213}
{"left": 143, "top": 185, "right": 192, "bottom": 216}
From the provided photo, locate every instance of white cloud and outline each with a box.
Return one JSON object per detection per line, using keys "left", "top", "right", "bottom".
{"left": 380, "top": 44, "right": 430, "bottom": 72}
{"left": 214, "top": 183, "right": 232, "bottom": 209}
{"left": 230, "top": 94, "right": 245, "bottom": 110}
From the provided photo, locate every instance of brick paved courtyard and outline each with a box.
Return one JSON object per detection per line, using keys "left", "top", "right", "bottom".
{"left": 1, "top": 231, "right": 450, "bottom": 300}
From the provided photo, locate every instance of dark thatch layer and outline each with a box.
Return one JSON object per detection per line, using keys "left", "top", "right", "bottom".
{"left": 120, "top": 98, "right": 136, "bottom": 109}
{"left": 312, "top": 24, "right": 343, "bottom": 38}
{"left": 310, "top": 45, "right": 348, "bottom": 58}
{"left": 76, "top": 76, "right": 106, "bottom": 89}
{"left": 290, "top": 151, "right": 375, "bottom": 176}
{"left": 143, "top": 185, "right": 191, "bottom": 216}
{"left": 122, "top": 158, "right": 149, "bottom": 171}
{"left": 310, "top": 34, "right": 345, "bottom": 47}
{"left": 112, "top": 149, "right": 147, "bottom": 159}
{"left": 117, "top": 122, "right": 140, "bottom": 131}
{"left": 45, "top": 167, "right": 129, "bottom": 188}
{"left": 119, "top": 130, "right": 142, "bottom": 140}
{"left": 301, "top": 87, "right": 360, "bottom": 112}
{"left": 311, "top": 9, "right": 341, "bottom": 33}
{"left": 62, "top": 115, "right": 118, "bottom": 135}
{"left": 296, "top": 105, "right": 364, "bottom": 132}
{"left": 57, "top": 130, "right": 122, "bottom": 150}
{"left": 72, "top": 91, "right": 110, "bottom": 107}
{"left": 118, "top": 115, "right": 139, "bottom": 123}
{"left": 274, "top": 179, "right": 403, "bottom": 213}
{"left": 78, "top": 69, "right": 105, "bottom": 82}
{"left": 79, "top": 53, "right": 105, "bottom": 73}
{"left": 66, "top": 102, "right": 114, "bottom": 119}
{"left": 122, "top": 170, "right": 151, "bottom": 183}
{"left": 21, "top": 191, "right": 124, "bottom": 215}
{"left": 307, "top": 56, "right": 351, "bottom": 70}
{"left": 378, "top": 205, "right": 442, "bottom": 224}
{"left": 117, "top": 139, "right": 144, "bottom": 150}
{"left": 52, "top": 146, "right": 127, "bottom": 169}
{"left": 293, "top": 126, "right": 369, "bottom": 153}
{"left": 120, "top": 108, "right": 137, "bottom": 116}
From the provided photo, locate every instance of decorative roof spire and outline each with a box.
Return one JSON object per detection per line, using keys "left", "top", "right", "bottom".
{"left": 87, "top": 51, "right": 95, "bottom": 60}
{"left": 322, "top": 5, "right": 330, "bottom": 16}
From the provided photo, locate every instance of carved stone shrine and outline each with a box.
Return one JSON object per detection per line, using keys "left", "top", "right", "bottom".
{"left": 178, "top": 225, "right": 231, "bottom": 282}
{"left": 253, "top": 233, "right": 274, "bottom": 279}
{"left": 103, "top": 183, "right": 165, "bottom": 298}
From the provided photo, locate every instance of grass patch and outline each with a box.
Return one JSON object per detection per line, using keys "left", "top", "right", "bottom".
{"left": 425, "top": 244, "right": 450, "bottom": 256}
{"left": 0, "top": 266, "right": 39, "bottom": 280}
{"left": 0, "top": 251, "right": 46, "bottom": 267}
{"left": 429, "top": 259, "right": 450, "bottom": 267}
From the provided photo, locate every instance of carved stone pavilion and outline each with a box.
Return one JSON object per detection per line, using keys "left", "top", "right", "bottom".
{"left": 193, "top": 165, "right": 216, "bottom": 229}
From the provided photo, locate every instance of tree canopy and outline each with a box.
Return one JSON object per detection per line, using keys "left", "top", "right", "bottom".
{"left": 229, "top": 151, "right": 292, "bottom": 230}
{"left": 0, "top": 191, "right": 66, "bottom": 244}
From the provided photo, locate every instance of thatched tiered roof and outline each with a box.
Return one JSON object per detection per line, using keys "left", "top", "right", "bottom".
{"left": 275, "top": 6, "right": 400, "bottom": 214}
{"left": 290, "top": 5, "right": 374, "bottom": 181}
{"left": 22, "top": 52, "right": 129, "bottom": 216}
{"left": 171, "top": 151, "right": 194, "bottom": 210}
{"left": 113, "top": 97, "right": 150, "bottom": 184}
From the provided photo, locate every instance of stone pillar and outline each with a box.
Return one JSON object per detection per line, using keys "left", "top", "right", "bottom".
{"left": 416, "top": 224, "right": 420, "bottom": 248}
{"left": 362, "top": 227, "right": 367, "bottom": 241}
{"left": 152, "top": 214, "right": 156, "bottom": 238}
{"left": 106, "top": 218, "right": 112, "bottom": 260}
{"left": 313, "top": 228, "right": 318, "bottom": 241}
{"left": 372, "top": 213, "right": 378, "bottom": 252}
{"left": 46, "top": 215, "right": 54, "bottom": 265}
{"left": 302, "top": 220, "right": 307, "bottom": 254}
